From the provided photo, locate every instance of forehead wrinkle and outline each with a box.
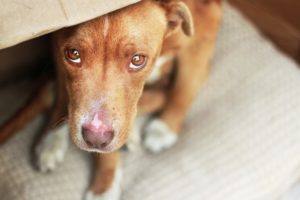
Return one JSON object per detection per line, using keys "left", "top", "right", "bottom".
{"left": 65, "top": 22, "right": 99, "bottom": 45}
{"left": 109, "top": 13, "right": 164, "bottom": 47}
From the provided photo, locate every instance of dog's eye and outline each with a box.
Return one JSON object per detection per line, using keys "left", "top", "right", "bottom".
{"left": 65, "top": 49, "right": 81, "bottom": 64}
{"left": 129, "top": 55, "right": 147, "bottom": 71}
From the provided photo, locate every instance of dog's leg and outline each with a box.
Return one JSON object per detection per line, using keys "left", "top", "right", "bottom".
{"left": 35, "top": 121, "right": 69, "bottom": 172}
{"left": 85, "top": 152, "right": 122, "bottom": 200}
{"left": 0, "top": 79, "right": 53, "bottom": 145}
{"left": 144, "top": 42, "right": 214, "bottom": 153}
{"left": 35, "top": 68, "right": 69, "bottom": 172}
{"left": 143, "top": 0, "right": 222, "bottom": 153}
{"left": 35, "top": 106, "right": 68, "bottom": 172}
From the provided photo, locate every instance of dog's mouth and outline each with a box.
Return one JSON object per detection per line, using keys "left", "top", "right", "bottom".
{"left": 85, "top": 142, "right": 116, "bottom": 153}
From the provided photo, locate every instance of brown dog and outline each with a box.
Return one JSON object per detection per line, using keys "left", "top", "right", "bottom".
{"left": 0, "top": 0, "right": 222, "bottom": 199}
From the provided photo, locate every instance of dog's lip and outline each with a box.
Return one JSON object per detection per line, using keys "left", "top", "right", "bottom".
{"left": 87, "top": 143, "right": 114, "bottom": 153}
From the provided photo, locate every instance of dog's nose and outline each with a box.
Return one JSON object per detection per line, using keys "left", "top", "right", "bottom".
{"left": 82, "top": 125, "right": 114, "bottom": 148}
{"left": 81, "top": 113, "right": 114, "bottom": 148}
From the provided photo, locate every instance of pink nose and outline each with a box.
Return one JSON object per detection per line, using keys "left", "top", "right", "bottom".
{"left": 81, "top": 113, "right": 114, "bottom": 148}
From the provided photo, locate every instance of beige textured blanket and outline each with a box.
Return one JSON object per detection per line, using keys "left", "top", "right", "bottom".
{"left": 1, "top": 3, "right": 300, "bottom": 200}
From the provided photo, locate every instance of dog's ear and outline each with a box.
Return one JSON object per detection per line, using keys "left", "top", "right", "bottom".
{"left": 161, "top": 1, "right": 194, "bottom": 38}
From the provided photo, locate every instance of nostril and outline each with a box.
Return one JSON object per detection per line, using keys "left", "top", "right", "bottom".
{"left": 81, "top": 126, "right": 114, "bottom": 148}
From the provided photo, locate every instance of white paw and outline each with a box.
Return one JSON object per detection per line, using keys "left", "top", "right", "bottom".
{"left": 126, "top": 115, "right": 150, "bottom": 151}
{"left": 36, "top": 123, "right": 69, "bottom": 172}
{"left": 143, "top": 119, "right": 178, "bottom": 153}
{"left": 125, "top": 130, "right": 141, "bottom": 152}
{"left": 85, "top": 168, "right": 122, "bottom": 200}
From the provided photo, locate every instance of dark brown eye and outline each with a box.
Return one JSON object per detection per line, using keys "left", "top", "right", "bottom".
{"left": 129, "top": 54, "right": 147, "bottom": 71}
{"left": 65, "top": 49, "right": 81, "bottom": 63}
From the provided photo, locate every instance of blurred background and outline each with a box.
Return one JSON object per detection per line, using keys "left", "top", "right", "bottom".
{"left": 229, "top": 0, "right": 300, "bottom": 63}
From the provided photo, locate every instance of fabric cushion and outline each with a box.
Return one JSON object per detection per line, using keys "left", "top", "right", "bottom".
{"left": 1, "top": 3, "right": 300, "bottom": 200}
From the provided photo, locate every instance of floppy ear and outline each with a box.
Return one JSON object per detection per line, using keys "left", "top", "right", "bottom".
{"left": 161, "top": 1, "right": 194, "bottom": 37}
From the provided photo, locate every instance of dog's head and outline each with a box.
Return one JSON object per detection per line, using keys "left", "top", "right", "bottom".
{"left": 51, "top": 0, "right": 193, "bottom": 153}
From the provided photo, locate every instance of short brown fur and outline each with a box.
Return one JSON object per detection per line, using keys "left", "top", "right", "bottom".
{"left": 0, "top": 0, "right": 222, "bottom": 197}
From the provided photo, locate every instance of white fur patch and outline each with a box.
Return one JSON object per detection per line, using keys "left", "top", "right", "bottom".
{"left": 126, "top": 115, "right": 150, "bottom": 151}
{"left": 143, "top": 118, "right": 178, "bottom": 153}
{"left": 85, "top": 168, "right": 122, "bottom": 200}
{"left": 103, "top": 15, "right": 109, "bottom": 38}
{"left": 36, "top": 122, "right": 69, "bottom": 172}
{"left": 146, "top": 55, "right": 172, "bottom": 85}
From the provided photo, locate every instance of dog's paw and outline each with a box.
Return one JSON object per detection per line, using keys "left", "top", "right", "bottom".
{"left": 35, "top": 123, "right": 69, "bottom": 172}
{"left": 85, "top": 168, "right": 122, "bottom": 200}
{"left": 143, "top": 119, "right": 178, "bottom": 153}
{"left": 125, "top": 130, "right": 141, "bottom": 152}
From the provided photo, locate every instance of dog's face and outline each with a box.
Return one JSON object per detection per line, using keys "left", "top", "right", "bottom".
{"left": 52, "top": 0, "right": 193, "bottom": 153}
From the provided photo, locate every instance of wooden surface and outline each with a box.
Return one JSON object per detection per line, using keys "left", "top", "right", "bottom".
{"left": 228, "top": 0, "right": 300, "bottom": 63}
